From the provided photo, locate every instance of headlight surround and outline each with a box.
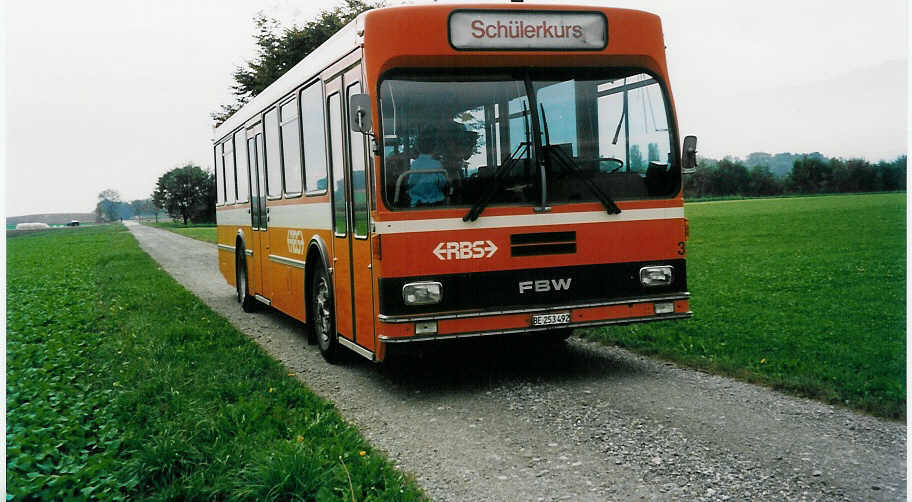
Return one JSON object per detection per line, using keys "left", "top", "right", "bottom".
{"left": 639, "top": 265, "right": 673, "bottom": 287}
{"left": 402, "top": 281, "right": 443, "bottom": 305}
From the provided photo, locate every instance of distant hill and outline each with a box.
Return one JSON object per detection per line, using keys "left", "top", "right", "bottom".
{"left": 7, "top": 212, "right": 96, "bottom": 226}
{"left": 743, "top": 152, "right": 827, "bottom": 178}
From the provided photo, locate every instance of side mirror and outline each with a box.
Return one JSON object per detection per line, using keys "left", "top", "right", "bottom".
{"left": 682, "top": 135, "right": 697, "bottom": 174}
{"left": 349, "top": 93, "right": 372, "bottom": 134}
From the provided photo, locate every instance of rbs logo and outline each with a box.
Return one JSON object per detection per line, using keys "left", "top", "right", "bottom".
{"left": 519, "top": 278, "right": 572, "bottom": 294}
{"left": 433, "top": 240, "right": 498, "bottom": 261}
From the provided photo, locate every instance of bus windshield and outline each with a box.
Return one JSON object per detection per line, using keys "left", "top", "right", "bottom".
{"left": 379, "top": 69, "right": 678, "bottom": 211}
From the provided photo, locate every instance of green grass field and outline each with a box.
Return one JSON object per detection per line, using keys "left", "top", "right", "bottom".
{"left": 6, "top": 225, "right": 424, "bottom": 500}
{"left": 144, "top": 221, "right": 217, "bottom": 244}
{"left": 580, "top": 193, "right": 906, "bottom": 419}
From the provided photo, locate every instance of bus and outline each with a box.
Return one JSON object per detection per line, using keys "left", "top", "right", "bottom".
{"left": 213, "top": 2, "right": 697, "bottom": 363}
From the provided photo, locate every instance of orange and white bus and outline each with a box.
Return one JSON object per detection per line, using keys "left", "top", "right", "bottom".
{"left": 213, "top": 2, "right": 697, "bottom": 363}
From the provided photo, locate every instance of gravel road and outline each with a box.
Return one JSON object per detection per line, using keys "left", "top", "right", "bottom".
{"left": 126, "top": 222, "right": 906, "bottom": 501}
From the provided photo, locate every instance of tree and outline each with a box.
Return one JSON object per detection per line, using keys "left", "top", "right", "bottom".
{"left": 130, "top": 198, "right": 157, "bottom": 221}
{"left": 212, "top": 0, "right": 381, "bottom": 126}
{"left": 747, "top": 165, "right": 782, "bottom": 196}
{"left": 683, "top": 158, "right": 716, "bottom": 199}
{"left": 787, "top": 155, "right": 831, "bottom": 193}
{"left": 710, "top": 159, "right": 750, "bottom": 196}
{"left": 153, "top": 164, "right": 215, "bottom": 225}
{"left": 878, "top": 155, "right": 906, "bottom": 191}
{"left": 96, "top": 189, "right": 122, "bottom": 222}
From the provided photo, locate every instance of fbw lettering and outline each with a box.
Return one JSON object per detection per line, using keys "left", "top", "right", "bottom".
{"left": 518, "top": 278, "right": 572, "bottom": 294}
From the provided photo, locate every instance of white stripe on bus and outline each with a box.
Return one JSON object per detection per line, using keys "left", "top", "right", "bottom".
{"left": 216, "top": 207, "right": 250, "bottom": 226}
{"left": 216, "top": 203, "right": 332, "bottom": 230}
{"left": 268, "top": 203, "right": 332, "bottom": 229}
{"left": 373, "top": 207, "right": 684, "bottom": 235}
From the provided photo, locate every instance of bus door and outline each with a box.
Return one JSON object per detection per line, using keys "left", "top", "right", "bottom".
{"left": 326, "top": 65, "right": 375, "bottom": 352}
{"left": 246, "top": 123, "right": 271, "bottom": 299}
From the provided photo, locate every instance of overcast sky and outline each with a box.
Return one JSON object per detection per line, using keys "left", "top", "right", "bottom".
{"left": 3, "top": 0, "right": 908, "bottom": 216}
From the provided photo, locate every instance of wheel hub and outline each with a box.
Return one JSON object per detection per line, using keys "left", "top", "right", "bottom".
{"left": 315, "top": 278, "right": 331, "bottom": 345}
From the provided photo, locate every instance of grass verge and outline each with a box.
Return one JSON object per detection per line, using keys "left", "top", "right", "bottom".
{"left": 143, "top": 221, "right": 217, "bottom": 244}
{"left": 6, "top": 225, "right": 425, "bottom": 500}
{"left": 579, "top": 192, "right": 906, "bottom": 419}
{"left": 685, "top": 190, "right": 906, "bottom": 204}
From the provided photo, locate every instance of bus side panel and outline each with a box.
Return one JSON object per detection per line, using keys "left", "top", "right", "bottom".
{"left": 264, "top": 226, "right": 333, "bottom": 323}
{"left": 352, "top": 232, "right": 376, "bottom": 351}
{"left": 265, "top": 225, "right": 290, "bottom": 307}
{"left": 216, "top": 206, "right": 251, "bottom": 287}
{"left": 217, "top": 227, "right": 235, "bottom": 286}
{"left": 259, "top": 198, "right": 333, "bottom": 323}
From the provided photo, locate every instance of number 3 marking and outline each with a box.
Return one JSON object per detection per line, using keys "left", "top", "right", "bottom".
{"left": 677, "top": 241, "right": 686, "bottom": 256}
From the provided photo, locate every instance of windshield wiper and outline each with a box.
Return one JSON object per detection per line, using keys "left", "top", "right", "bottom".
{"left": 539, "top": 104, "right": 621, "bottom": 214}
{"left": 463, "top": 141, "right": 531, "bottom": 222}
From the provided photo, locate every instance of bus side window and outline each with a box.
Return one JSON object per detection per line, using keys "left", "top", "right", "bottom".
{"left": 347, "top": 82, "right": 368, "bottom": 237}
{"left": 216, "top": 144, "right": 225, "bottom": 205}
{"left": 234, "top": 129, "right": 250, "bottom": 202}
{"left": 280, "top": 98, "right": 302, "bottom": 195}
{"left": 222, "top": 138, "right": 236, "bottom": 204}
{"left": 264, "top": 108, "right": 283, "bottom": 198}
{"left": 301, "top": 82, "right": 328, "bottom": 194}
{"left": 328, "top": 92, "right": 346, "bottom": 236}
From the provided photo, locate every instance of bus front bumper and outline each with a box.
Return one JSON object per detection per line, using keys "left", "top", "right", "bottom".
{"left": 377, "top": 294, "right": 691, "bottom": 344}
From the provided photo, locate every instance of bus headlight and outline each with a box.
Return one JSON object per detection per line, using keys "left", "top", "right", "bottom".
{"left": 402, "top": 281, "right": 443, "bottom": 305}
{"left": 639, "top": 266, "right": 673, "bottom": 286}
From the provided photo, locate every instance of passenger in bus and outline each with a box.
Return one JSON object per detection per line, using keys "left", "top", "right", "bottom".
{"left": 408, "top": 129, "right": 447, "bottom": 207}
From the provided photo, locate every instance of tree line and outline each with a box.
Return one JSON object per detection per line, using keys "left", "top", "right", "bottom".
{"left": 685, "top": 154, "right": 906, "bottom": 199}
{"left": 94, "top": 189, "right": 157, "bottom": 223}
{"left": 96, "top": 164, "right": 216, "bottom": 225}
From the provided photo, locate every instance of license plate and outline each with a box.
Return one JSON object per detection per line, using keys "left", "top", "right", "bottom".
{"left": 531, "top": 312, "right": 571, "bottom": 327}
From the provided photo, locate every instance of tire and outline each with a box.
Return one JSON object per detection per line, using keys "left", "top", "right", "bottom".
{"left": 311, "top": 265, "right": 340, "bottom": 363}
{"left": 236, "top": 251, "right": 257, "bottom": 313}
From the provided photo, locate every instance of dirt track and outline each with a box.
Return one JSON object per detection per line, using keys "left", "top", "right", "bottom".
{"left": 126, "top": 222, "right": 905, "bottom": 501}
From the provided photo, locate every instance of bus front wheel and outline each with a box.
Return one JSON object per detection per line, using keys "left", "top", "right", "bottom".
{"left": 312, "top": 267, "right": 339, "bottom": 363}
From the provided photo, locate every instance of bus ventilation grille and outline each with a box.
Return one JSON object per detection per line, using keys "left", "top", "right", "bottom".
{"left": 510, "top": 231, "right": 577, "bottom": 257}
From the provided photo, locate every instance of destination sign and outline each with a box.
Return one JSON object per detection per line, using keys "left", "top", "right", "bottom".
{"left": 449, "top": 10, "right": 607, "bottom": 51}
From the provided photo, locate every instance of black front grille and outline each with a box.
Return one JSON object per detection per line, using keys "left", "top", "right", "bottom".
{"left": 510, "top": 231, "right": 576, "bottom": 256}
{"left": 378, "top": 259, "right": 687, "bottom": 316}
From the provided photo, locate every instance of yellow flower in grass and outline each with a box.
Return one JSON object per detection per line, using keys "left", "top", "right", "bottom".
{"left": 359, "top": 451, "right": 367, "bottom": 456}
{"left": 296, "top": 435, "right": 304, "bottom": 443}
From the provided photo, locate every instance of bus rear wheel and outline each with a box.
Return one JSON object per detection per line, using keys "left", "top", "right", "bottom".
{"left": 236, "top": 252, "right": 257, "bottom": 313}
{"left": 312, "top": 267, "right": 339, "bottom": 363}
